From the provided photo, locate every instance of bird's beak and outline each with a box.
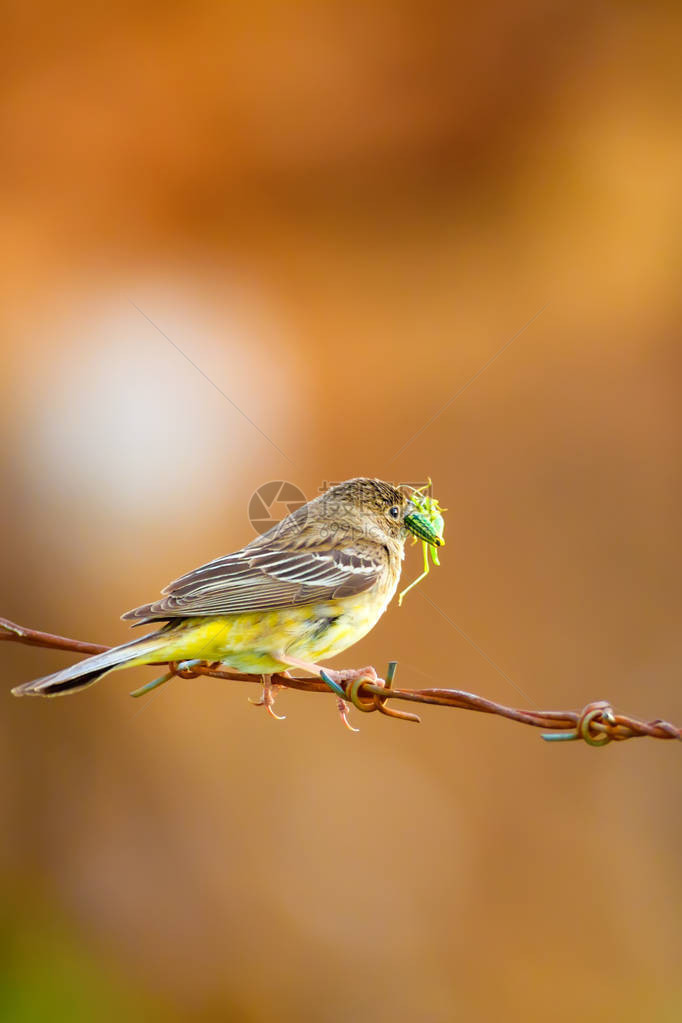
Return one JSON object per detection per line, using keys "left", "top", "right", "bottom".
{"left": 404, "top": 509, "right": 445, "bottom": 547}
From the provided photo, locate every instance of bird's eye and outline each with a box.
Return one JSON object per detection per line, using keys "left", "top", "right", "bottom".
{"left": 388, "top": 505, "right": 400, "bottom": 519}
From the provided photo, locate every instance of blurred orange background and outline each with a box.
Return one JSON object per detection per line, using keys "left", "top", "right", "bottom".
{"left": 1, "top": 3, "right": 681, "bottom": 1020}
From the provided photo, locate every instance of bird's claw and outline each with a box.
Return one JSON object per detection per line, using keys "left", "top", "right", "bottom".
{"left": 249, "top": 675, "right": 286, "bottom": 720}
{"left": 337, "top": 699, "right": 361, "bottom": 732}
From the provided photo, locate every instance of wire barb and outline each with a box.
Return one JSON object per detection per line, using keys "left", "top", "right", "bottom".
{"left": 3, "top": 617, "right": 680, "bottom": 747}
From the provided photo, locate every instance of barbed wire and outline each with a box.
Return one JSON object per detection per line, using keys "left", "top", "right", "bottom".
{"left": 2, "top": 616, "right": 680, "bottom": 747}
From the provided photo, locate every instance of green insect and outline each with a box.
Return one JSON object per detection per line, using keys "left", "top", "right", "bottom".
{"left": 399, "top": 479, "right": 446, "bottom": 605}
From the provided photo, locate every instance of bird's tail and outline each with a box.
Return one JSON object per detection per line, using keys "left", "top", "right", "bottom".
{"left": 11, "top": 632, "right": 167, "bottom": 698}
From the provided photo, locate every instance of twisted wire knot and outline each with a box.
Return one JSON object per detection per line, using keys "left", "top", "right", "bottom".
{"left": 347, "top": 662, "right": 421, "bottom": 724}
{"left": 577, "top": 701, "right": 616, "bottom": 746}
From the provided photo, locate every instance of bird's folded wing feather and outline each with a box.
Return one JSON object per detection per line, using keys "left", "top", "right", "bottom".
{"left": 122, "top": 539, "right": 385, "bottom": 622}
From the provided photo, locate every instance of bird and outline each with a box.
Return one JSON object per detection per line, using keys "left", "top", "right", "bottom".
{"left": 11, "top": 477, "right": 444, "bottom": 717}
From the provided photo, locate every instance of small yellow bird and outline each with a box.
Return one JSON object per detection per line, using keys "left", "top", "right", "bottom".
{"left": 11, "top": 478, "right": 443, "bottom": 704}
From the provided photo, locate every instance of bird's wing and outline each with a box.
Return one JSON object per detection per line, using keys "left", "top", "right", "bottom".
{"left": 122, "top": 538, "right": 386, "bottom": 622}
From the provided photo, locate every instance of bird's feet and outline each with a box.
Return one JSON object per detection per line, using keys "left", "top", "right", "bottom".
{"left": 318, "top": 666, "right": 384, "bottom": 733}
{"left": 319, "top": 664, "right": 384, "bottom": 694}
{"left": 318, "top": 665, "right": 379, "bottom": 688}
{"left": 271, "top": 653, "right": 385, "bottom": 731}
{"left": 249, "top": 674, "right": 286, "bottom": 720}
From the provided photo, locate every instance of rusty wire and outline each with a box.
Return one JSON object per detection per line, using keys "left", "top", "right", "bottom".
{"left": 2, "top": 616, "right": 680, "bottom": 747}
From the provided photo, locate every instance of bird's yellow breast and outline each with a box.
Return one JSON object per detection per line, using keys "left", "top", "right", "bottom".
{"left": 150, "top": 575, "right": 398, "bottom": 675}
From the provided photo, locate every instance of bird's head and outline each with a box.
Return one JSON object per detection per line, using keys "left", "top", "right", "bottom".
{"left": 313, "top": 478, "right": 444, "bottom": 550}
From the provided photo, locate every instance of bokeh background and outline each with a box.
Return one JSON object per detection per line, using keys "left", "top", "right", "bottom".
{"left": 1, "top": 3, "right": 681, "bottom": 1020}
